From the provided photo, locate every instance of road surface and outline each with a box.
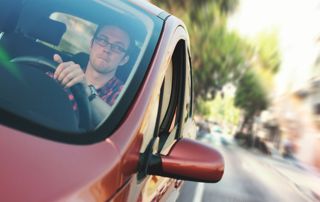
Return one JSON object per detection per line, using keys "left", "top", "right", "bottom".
{"left": 177, "top": 136, "right": 319, "bottom": 202}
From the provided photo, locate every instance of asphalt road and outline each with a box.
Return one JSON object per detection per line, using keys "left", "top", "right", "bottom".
{"left": 176, "top": 137, "right": 316, "bottom": 202}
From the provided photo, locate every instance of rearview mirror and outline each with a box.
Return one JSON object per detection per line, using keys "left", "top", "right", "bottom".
{"left": 148, "top": 138, "right": 224, "bottom": 182}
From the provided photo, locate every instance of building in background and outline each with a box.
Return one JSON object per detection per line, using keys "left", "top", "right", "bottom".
{"left": 229, "top": 0, "right": 320, "bottom": 170}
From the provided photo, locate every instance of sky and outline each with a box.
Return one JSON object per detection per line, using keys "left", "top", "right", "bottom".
{"left": 228, "top": 0, "right": 320, "bottom": 96}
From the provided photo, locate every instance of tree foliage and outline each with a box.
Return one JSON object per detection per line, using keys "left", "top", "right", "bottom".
{"left": 200, "top": 92, "right": 240, "bottom": 124}
{"left": 231, "top": 32, "right": 281, "bottom": 132}
{"left": 247, "top": 31, "right": 281, "bottom": 94}
{"left": 151, "top": 0, "right": 280, "bottom": 121}
{"left": 234, "top": 70, "right": 269, "bottom": 131}
{"left": 191, "top": 24, "right": 252, "bottom": 99}
{"left": 151, "top": 0, "right": 250, "bottom": 101}
{"left": 153, "top": 0, "right": 238, "bottom": 16}
{"left": 235, "top": 71, "right": 268, "bottom": 114}
{"left": 253, "top": 31, "right": 281, "bottom": 74}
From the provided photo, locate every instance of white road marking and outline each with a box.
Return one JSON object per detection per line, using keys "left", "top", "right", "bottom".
{"left": 193, "top": 182, "right": 205, "bottom": 202}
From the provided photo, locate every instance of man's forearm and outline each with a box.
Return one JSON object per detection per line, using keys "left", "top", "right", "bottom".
{"left": 84, "top": 85, "right": 112, "bottom": 128}
{"left": 89, "top": 96, "right": 112, "bottom": 127}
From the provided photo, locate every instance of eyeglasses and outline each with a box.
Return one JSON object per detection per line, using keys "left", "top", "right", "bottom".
{"left": 94, "top": 36, "right": 127, "bottom": 54}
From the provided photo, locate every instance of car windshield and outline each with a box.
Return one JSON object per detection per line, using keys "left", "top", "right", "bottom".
{"left": 0, "top": 0, "right": 160, "bottom": 138}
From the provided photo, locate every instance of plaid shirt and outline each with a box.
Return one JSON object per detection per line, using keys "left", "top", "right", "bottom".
{"left": 47, "top": 72, "right": 123, "bottom": 110}
{"left": 69, "top": 77, "right": 124, "bottom": 110}
{"left": 96, "top": 76, "right": 124, "bottom": 106}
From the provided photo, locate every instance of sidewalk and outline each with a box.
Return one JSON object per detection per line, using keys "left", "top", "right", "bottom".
{"left": 257, "top": 148, "right": 320, "bottom": 202}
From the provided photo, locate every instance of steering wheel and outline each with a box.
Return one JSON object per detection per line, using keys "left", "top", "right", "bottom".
{"left": 10, "top": 56, "right": 91, "bottom": 131}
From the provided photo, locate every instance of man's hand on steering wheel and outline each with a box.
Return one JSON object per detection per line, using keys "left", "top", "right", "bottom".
{"left": 53, "top": 54, "right": 111, "bottom": 128}
{"left": 53, "top": 54, "right": 88, "bottom": 89}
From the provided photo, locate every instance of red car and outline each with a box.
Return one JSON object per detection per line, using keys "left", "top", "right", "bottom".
{"left": 0, "top": 0, "right": 224, "bottom": 201}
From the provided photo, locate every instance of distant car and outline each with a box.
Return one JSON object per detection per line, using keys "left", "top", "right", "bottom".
{"left": 213, "top": 125, "right": 223, "bottom": 134}
{"left": 195, "top": 120, "right": 211, "bottom": 139}
{"left": 0, "top": 0, "right": 224, "bottom": 201}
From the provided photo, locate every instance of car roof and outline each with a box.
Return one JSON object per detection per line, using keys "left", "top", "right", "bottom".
{"left": 129, "top": 0, "right": 167, "bottom": 17}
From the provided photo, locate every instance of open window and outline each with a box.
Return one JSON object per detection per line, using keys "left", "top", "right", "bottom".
{"left": 157, "top": 40, "right": 186, "bottom": 153}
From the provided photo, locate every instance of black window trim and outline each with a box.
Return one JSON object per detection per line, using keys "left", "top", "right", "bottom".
{"left": 158, "top": 40, "right": 186, "bottom": 151}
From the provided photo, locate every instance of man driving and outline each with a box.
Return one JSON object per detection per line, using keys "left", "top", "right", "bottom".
{"left": 53, "top": 24, "right": 132, "bottom": 126}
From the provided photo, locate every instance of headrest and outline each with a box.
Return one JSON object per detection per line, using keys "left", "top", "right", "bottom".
{"left": 23, "top": 18, "right": 66, "bottom": 46}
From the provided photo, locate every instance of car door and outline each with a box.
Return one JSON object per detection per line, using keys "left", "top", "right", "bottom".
{"left": 108, "top": 23, "right": 192, "bottom": 201}
{"left": 139, "top": 27, "right": 196, "bottom": 202}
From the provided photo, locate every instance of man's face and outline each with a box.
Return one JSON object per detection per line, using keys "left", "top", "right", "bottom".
{"left": 89, "top": 25, "right": 130, "bottom": 74}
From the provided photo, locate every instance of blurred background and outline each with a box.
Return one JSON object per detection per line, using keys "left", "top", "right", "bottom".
{"left": 151, "top": 0, "right": 320, "bottom": 201}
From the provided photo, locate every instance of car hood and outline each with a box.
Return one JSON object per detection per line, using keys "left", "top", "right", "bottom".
{"left": 0, "top": 125, "right": 121, "bottom": 201}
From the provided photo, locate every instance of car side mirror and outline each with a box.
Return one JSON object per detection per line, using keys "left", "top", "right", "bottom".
{"left": 148, "top": 138, "right": 224, "bottom": 182}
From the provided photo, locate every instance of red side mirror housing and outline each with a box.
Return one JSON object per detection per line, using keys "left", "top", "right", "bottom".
{"left": 148, "top": 138, "right": 224, "bottom": 182}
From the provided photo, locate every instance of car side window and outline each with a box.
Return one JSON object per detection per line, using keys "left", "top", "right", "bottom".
{"left": 157, "top": 41, "right": 186, "bottom": 153}
{"left": 180, "top": 49, "right": 197, "bottom": 139}
{"left": 158, "top": 60, "right": 173, "bottom": 125}
{"left": 183, "top": 50, "right": 192, "bottom": 122}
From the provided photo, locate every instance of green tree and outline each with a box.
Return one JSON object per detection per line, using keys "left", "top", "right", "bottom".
{"left": 153, "top": 0, "right": 238, "bottom": 16}
{"left": 151, "top": 0, "right": 251, "bottom": 102}
{"left": 191, "top": 24, "right": 252, "bottom": 100}
{"left": 234, "top": 70, "right": 268, "bottom": 133}
{"left": 254, "top": 31, "right": 281, "bottom": 73}
{"left": 205, "top": 92, "right": 240, "bottom": 125}
{"left": 250, "top": 31, "right": 281, "bottom": 92}
{"left": 151, "top": 1, "right": 281, "bottom": 124}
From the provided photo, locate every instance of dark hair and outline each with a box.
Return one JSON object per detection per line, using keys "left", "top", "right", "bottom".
{"left": 93, "top": 24, "right": 135, "bottom": 56}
